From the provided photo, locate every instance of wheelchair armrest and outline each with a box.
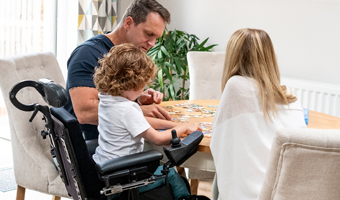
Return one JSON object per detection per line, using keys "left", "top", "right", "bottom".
{"left": 86, "top": 139, "right": 98, "bottom": 156}
{"left": 96, "top": 150, "right": 163, "bottom": 176}
{"left": 163, "top": 131, "right": 204, "bottom": 167}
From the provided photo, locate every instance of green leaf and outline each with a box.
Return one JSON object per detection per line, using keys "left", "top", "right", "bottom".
{"left": 204, "top": 44, "right": 218, "bottom": 51}
{"left": 163, "top": 62, "right": 173, "bottom": 82}
{"left": 160, "top": 46, "right": 170, "bottom": 57}
{"left": 177, "top": 41, "right": 187, "bottom": 53}
{"left": 174, "top": 57, "right": 184, "bottom": 73}
{"left": 168, "top": 84, "right": 175, "bottom": 100}
{"left": 200, "top": 38, "right": 209, "bottom": 47}
{"left": 157, "top": 68, "right": 163, "bottom": 90}
{"left": 176, "top": 36, "right": 185, "bottom": 46}
{"left": 157, "top": 49, "right": 163, "bottom": 59}
{"left": 176, "top": 89, "right": 182, "bottom": 96}
{"left": 164, "top": 38, "right": 175, "bottom": 54}
{"left": 185, "top": 63, "right": 189, "bottom": 76}
{"left": 147, "top": 47, "right": 159, "bottom": 57}
{"left": 172, "top": 29, "right": 177, "bottom": 40}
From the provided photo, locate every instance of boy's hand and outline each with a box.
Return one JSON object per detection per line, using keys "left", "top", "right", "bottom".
{"left": 183, "top": 123, "right": 202, "bottom": 135}
{"left": 139, "top": 88, "right": 163, "bottom": 105}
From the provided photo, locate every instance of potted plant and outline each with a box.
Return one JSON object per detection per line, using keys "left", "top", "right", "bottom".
{"left": 147, "top": 29, "right": 217, "bottom": 100}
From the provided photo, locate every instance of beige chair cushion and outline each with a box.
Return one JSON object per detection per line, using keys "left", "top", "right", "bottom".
{"left": 0, "top": 52, "right": 69, "bottom": 197}
{"left": 259, "top": 128, "right": 340, "bottom": 200}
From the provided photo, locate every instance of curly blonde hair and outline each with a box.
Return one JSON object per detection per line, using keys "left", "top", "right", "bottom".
{"left": 94, "top": 43, "right": 156, "bottom": 96}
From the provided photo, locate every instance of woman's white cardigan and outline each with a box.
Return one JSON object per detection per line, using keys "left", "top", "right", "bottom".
{"left": 210, "top": 76, "right": 306, "bottom": 200}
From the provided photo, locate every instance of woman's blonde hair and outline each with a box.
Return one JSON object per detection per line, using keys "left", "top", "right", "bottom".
{"left": 221, "top": 28, "right": 297, "bottom": 120}
{"left": 94, "top": 43, "right": 156, "bottom": 96}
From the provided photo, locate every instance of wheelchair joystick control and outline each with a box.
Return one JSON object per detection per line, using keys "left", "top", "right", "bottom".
{"left": 170, "top": 129, "right": 181, "bottom": 148}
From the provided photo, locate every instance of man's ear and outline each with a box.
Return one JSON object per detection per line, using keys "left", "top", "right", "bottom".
{"left": 124, "top": 16, "right": 134, "bottom": 30}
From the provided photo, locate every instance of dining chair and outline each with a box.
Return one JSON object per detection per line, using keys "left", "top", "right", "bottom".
{"left": 187, "top": 51, "right": 225, "bottom": 100}
{"left": 0, "top": 52, "right": 69, "bottom": 200}
{"left": 212, "top": 128, "right": 340, "bottom": 200}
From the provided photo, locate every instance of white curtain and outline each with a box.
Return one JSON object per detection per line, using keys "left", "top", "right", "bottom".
{"left": 0, "top": 0, "right": 56, "bottom": 58}
{"left": 56, "top": 0, "right": 78, "bottom": 80}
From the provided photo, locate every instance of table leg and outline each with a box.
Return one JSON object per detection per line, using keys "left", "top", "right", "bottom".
{"left": 176, "top": 166, "right": 187, "bottom": 178}
{"left": 189, "top": 179, "right": 200, "bottom": 195}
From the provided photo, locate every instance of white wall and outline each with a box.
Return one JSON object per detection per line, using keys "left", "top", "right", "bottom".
{"left": 119, "top": 0, "right": 340, "bottom": 85}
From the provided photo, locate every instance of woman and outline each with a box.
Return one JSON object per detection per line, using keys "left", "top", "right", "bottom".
{"left": 210, "top": 28, "right": 306, "bottom": 200}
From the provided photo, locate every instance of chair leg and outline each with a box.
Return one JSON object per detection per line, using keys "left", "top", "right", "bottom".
{"left": 16, "top": 185, "right": 26, "bottom": 200}
{"left": 16, "top": 185, "right": 61, "bottom": 200}
{"left": 52, "top": 196, "right": 61, "bottom": 200}
{"left": 189, "top": 179, "right": 200, "bottom": 195}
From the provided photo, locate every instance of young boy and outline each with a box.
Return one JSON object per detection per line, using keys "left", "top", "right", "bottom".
{"left": 92, "top": 43, "right": 201, "bottom": 199}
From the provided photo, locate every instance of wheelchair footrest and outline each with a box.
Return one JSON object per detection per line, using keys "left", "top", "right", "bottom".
{"left": 101, "top": 173, "right": 166, "bottom": 196}
{"left": 102, "top": 166, "right": 147, "bottom": 185}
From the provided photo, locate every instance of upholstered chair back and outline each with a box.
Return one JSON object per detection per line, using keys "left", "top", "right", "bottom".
{"left": 0, "top": 52, "right": 69, "bottom": 198}
{"left": 259, "top": 128, "right": 340, "bottom": 200}
{"left": 187, "top": 52, "right": 225, "bottom": 100}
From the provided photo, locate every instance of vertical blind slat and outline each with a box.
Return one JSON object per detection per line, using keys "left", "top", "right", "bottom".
{"left": 0, "top": 0, "right": 4, "bottom": 56}
{"left": 4, "top": 0, "right": 9, "bottom": 56}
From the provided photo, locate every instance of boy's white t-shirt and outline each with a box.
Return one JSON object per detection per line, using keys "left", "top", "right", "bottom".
{"left": 92, "top": 93, "right": 151, "bottom": 164}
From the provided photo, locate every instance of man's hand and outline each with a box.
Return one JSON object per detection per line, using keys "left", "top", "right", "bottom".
{"left": 139, "top": 88, "right": 163, "bottom": 105}
{"left": 140, "top": 104, "right": 171, "bottom": 120}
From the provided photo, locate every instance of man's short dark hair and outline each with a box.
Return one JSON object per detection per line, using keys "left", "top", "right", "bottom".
{"left": 121, "top": 0, "right": 171, "bottom": 25}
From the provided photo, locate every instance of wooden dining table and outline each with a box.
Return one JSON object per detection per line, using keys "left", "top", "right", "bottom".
{"left": 160, "top": 99, "right": 340, "bottom": 154}
{"left": 152, "top": 99, "right": 340, "bottom": 194}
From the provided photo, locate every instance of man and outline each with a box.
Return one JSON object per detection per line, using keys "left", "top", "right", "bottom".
{"left": 64, "top": 0, "right": 171, "bottom": 140}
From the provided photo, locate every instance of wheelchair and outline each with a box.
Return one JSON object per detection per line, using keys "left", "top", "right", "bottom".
{"left": 9, "top": 78, "right": 210, "bottom": 200}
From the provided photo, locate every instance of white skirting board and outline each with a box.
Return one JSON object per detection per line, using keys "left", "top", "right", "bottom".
{"left": 281, "top": 76, "right": 340, "bottom": 118}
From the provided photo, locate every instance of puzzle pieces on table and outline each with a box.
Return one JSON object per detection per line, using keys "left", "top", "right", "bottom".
{"left": 165, "top": 103, "right": 216, "bottom": 120}
{"left": 162, "top": 103, "right": 216, "bottom": 137}
{"left": 195, "top": 122, "right": 213, "bottom": 137}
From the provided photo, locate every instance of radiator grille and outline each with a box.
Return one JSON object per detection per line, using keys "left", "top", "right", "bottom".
{"left": 281, "top": 77, "right": 340, "bottom": 118}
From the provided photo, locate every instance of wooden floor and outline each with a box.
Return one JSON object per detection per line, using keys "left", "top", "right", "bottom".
{"left": 196, "top": 178, "right": 213, "bottom": 199}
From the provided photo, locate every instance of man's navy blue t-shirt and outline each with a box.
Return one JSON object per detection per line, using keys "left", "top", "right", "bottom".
{"left": 64, "top": 34, "right": 114, "bottom": 140}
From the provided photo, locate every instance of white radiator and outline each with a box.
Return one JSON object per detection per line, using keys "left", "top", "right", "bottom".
{"left": 281, "top": 77, "right": 340, "bottom": 118}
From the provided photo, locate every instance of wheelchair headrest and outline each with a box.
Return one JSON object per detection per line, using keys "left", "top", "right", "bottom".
{"left": 9, "top": 78, "right": 67, "bottom": 111}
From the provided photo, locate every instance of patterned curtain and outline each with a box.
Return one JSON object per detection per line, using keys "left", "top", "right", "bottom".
{"left": 77, "top": 0, "right": 117, "bottom": 45}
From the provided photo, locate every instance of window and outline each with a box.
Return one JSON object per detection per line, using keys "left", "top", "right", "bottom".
{"left": 0, "top": 0, "right": 57, "bottom": 140}
{"left": 0, "top": 0, "right": 57, "bottom": 58}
